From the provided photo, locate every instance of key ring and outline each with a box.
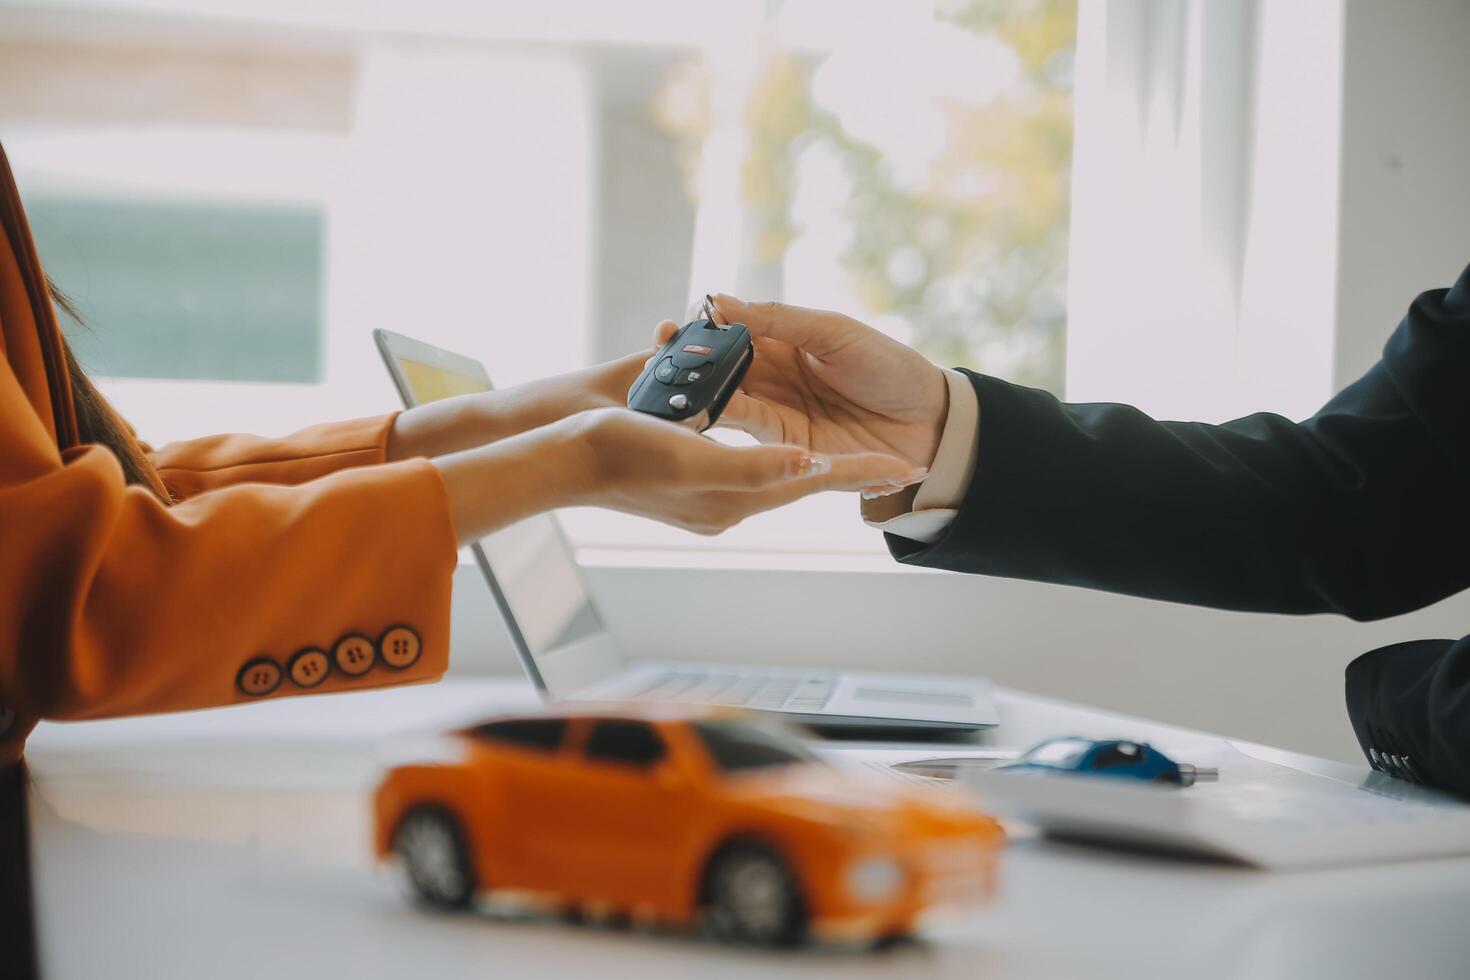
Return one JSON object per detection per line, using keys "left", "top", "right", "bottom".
{"left": 700, "top": 293, "right": 726, "bottom": 327}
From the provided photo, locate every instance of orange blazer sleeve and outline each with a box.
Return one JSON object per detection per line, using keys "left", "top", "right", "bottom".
{"left": 0, "top": 351, "right": 459, "bottom": 761}
{"left": 146, "top": 414, "right": 403, "bottom": 498}
{"left": 0, "top": 138, "right": 459, "bottom": 764}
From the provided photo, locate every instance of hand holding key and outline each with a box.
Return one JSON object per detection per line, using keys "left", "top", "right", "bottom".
{"left": 652, "top": 296, "right": 951, "bottom": 475}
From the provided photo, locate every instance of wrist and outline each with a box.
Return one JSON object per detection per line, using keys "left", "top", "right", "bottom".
{"left": 493, "top": 416, "right": 593, "bottom": 515}
{"left": 909, "top": 369, "right": 979, "bottom": 509}
{"left": 433, "top": 416, "right": 591, "bottom": 544}
{"left": 536, "top": 414, "right": 599, "bottom": 508}
{"left": 923, "top": 365, "right": 950, "bottom": 469}
{"left": 500, "top": 356, "right": 638, "bottom": 436}
{"left": 388, "top": 390, "right": 507, "bottom": 461}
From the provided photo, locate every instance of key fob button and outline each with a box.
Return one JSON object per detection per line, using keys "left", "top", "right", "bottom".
{"left": 674, "top": 368, "right": 704, "bottom": 386}
{"left": 668, "top": 393, "right": 690, "bottom": 411}
{"left": 653, "top": 358, "right": 677, "bottom": 384}
{"left": 671, "top": 349, "right": 714, "bottom": 368}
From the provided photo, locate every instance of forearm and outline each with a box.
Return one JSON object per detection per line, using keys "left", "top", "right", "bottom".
{"left": 151, "top": 415, "right": 401, "bottom": 496}
{"left": 893, "top": 363, "right": 1470, "bottom": 620}
{"left": 862, "top": 369, "right": 979, "bottom": 540}
{"left": 892, "top": 376, "right": 1319, "bottom": 611}
{"left": 431, "top": 417, "right": 591, "bottom": 544}
{"left": 387, "top": 351, "right": 647, "bottom": 462}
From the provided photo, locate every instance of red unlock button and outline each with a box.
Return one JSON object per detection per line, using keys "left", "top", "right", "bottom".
{"left": 681, "top": 344, "right": 713, "bottom": 356}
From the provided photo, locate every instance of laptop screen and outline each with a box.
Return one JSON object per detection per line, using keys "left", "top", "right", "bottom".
{"left": 397, "top": 356, "right": 496, "bottom": 403}
{"left": 381, "top": 336, "right": 622, "bottom": 696}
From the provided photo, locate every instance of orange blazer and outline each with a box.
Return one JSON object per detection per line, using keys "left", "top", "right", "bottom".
{"left": 0, "top": 144, "right": 458, "bottom": 764}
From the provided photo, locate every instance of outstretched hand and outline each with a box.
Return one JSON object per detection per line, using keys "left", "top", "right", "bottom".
{"left": 565, "top": 408, "right": 926, "bottom": 535}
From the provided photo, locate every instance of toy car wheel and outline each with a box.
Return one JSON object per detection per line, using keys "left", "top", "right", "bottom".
{"left": 704, "top": 843, "right": 806, "bottom": 947}
{"left": 394, "top": 806, "right": 475, "bottom": 910}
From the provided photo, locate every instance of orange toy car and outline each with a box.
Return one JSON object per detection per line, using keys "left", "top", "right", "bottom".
{"left": 372, "top": 705, "right": 1004, "bottom": 947}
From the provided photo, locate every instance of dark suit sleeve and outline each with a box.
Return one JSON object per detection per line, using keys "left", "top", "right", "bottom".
{"left": 888, "top": 264, "right": 1470, "bottom": 622}
{"left": 1346, "top": 639, "right": 1470, "bottom": 799}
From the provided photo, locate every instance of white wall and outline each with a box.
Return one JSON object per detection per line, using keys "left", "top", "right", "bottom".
{"left": 1333, "top": 0, "right": 1470, "bottom": 388}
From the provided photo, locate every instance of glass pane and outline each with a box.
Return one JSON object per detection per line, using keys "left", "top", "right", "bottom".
{"left": 1026, "top": 738, "right": 1094, "bottom": 767}
{"left": 693, "top": 719, "right": 817, "bottom": 773}
{"left": 468, "top": 718, "right": 569, "bottom": 752}
{"left": 584, "top": 720, "right": 666, "bottom": 768}
{"left": 26, "top": 195, "right": 325, "bottom": 382}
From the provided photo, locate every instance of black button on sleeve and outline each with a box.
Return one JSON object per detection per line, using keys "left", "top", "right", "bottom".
{"left": 378, "top": 625, "right": 422, "bottom": 670}
{"left": 288, "top": 648, "right": 331, "bottom": 688}
{"left": 333, "top": 634, "right": 377, "bottom": 677}
{"left": 237, "top": 658, "right": 283, "bottom": 697}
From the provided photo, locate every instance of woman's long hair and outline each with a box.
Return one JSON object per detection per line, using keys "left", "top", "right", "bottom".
{"left": 47, "top": 277, "right": 171, "bottom": 502}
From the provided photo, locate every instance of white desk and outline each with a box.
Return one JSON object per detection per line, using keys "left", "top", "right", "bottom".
{"left": 24, "top": 680, "right": 1470, "bottom": 980}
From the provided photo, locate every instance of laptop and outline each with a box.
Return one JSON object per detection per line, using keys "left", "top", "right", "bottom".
{"left": 374, "top": 328, "right": 999, "bottom": 732}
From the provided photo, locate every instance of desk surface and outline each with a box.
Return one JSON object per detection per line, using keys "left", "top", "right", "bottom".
{"left": 25, "top": 680, "right": 1470, "bottom": 980}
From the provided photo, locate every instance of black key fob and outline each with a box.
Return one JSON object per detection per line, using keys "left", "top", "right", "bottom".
{"left": 627, "top": 318, "right": 754, "bottom": 430}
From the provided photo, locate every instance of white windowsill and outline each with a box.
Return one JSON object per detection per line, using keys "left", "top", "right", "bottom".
{"left": 457, "top": 546, "right": 947, "bottom": 575}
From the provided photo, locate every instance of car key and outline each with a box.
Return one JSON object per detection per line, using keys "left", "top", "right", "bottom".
{"left": 627, "top": 311, "right": 754, "bottom": 431}
{"left": 994, "top": 737, "right": 1220, "bottom": 787}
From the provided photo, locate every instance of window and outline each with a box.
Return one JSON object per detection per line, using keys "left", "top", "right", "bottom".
{"left": 584, "top": 720, "right": 666, "bottom": 769}
{"left": 467, "top": 718, "right": 568, "bottom": 752}
{"left": 28, "top": 196, "right": 325, "bottom": 382}
{"left": 692, "top": 719, "right": 817, "bottom": 774}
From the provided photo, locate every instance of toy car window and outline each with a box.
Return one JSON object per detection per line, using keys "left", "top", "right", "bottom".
{"left": 466, "top": 718, "right": 568, "bottom": 752}
{"left": 693, "top": 720, "right": 817, "bottom": 773}
{"left": 1025, "top": 738, "right": 1094, "bottom": 767}
{"left": 1092, "top": 743, "right": 1142, "bottom": 769}
{"left": 584, "top": 720, "right": 666, "bottom": 768}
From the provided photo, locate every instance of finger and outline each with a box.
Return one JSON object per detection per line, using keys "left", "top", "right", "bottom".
{"left": 860, "top": 480, "right": 924, "bottom": 499}
{"left": 855, "top": 484, "right": 920, "bottom": 524}
{"left": 805, "top": 452, "right": 927, "bottom": 493}
{"left": 859, "top": 469, "right": 930, "bottom": 498}
{"left": 712, "top": 294, "right": 856, "bottom": 357}
{"left": 711, "top": 392, "right": 789, "bottom": 444}
{"left": 653, "top": 319, "right": 679, "bottom": 346}
{"left": 716, "top": 454, "right": 927, "bottom": 519}
{"left": 703, "top": 443, "right": 920, "bottom": 493}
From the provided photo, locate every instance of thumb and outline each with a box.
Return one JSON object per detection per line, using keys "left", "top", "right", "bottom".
{"left": 652, "top": 318, "right": 679, "bottom": 347}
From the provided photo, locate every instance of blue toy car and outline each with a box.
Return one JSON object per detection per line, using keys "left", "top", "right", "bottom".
{"left": 999, "top": 737, "right": 1215, "bottom": 786}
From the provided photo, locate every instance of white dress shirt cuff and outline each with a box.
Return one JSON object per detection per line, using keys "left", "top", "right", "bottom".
{"left": 861, "top": 369, "right": 979, "bottom": 544}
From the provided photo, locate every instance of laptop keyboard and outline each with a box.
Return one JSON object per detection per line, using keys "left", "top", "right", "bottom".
{"left": 630, "top": 670, "right": 836, "bottom": 713}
